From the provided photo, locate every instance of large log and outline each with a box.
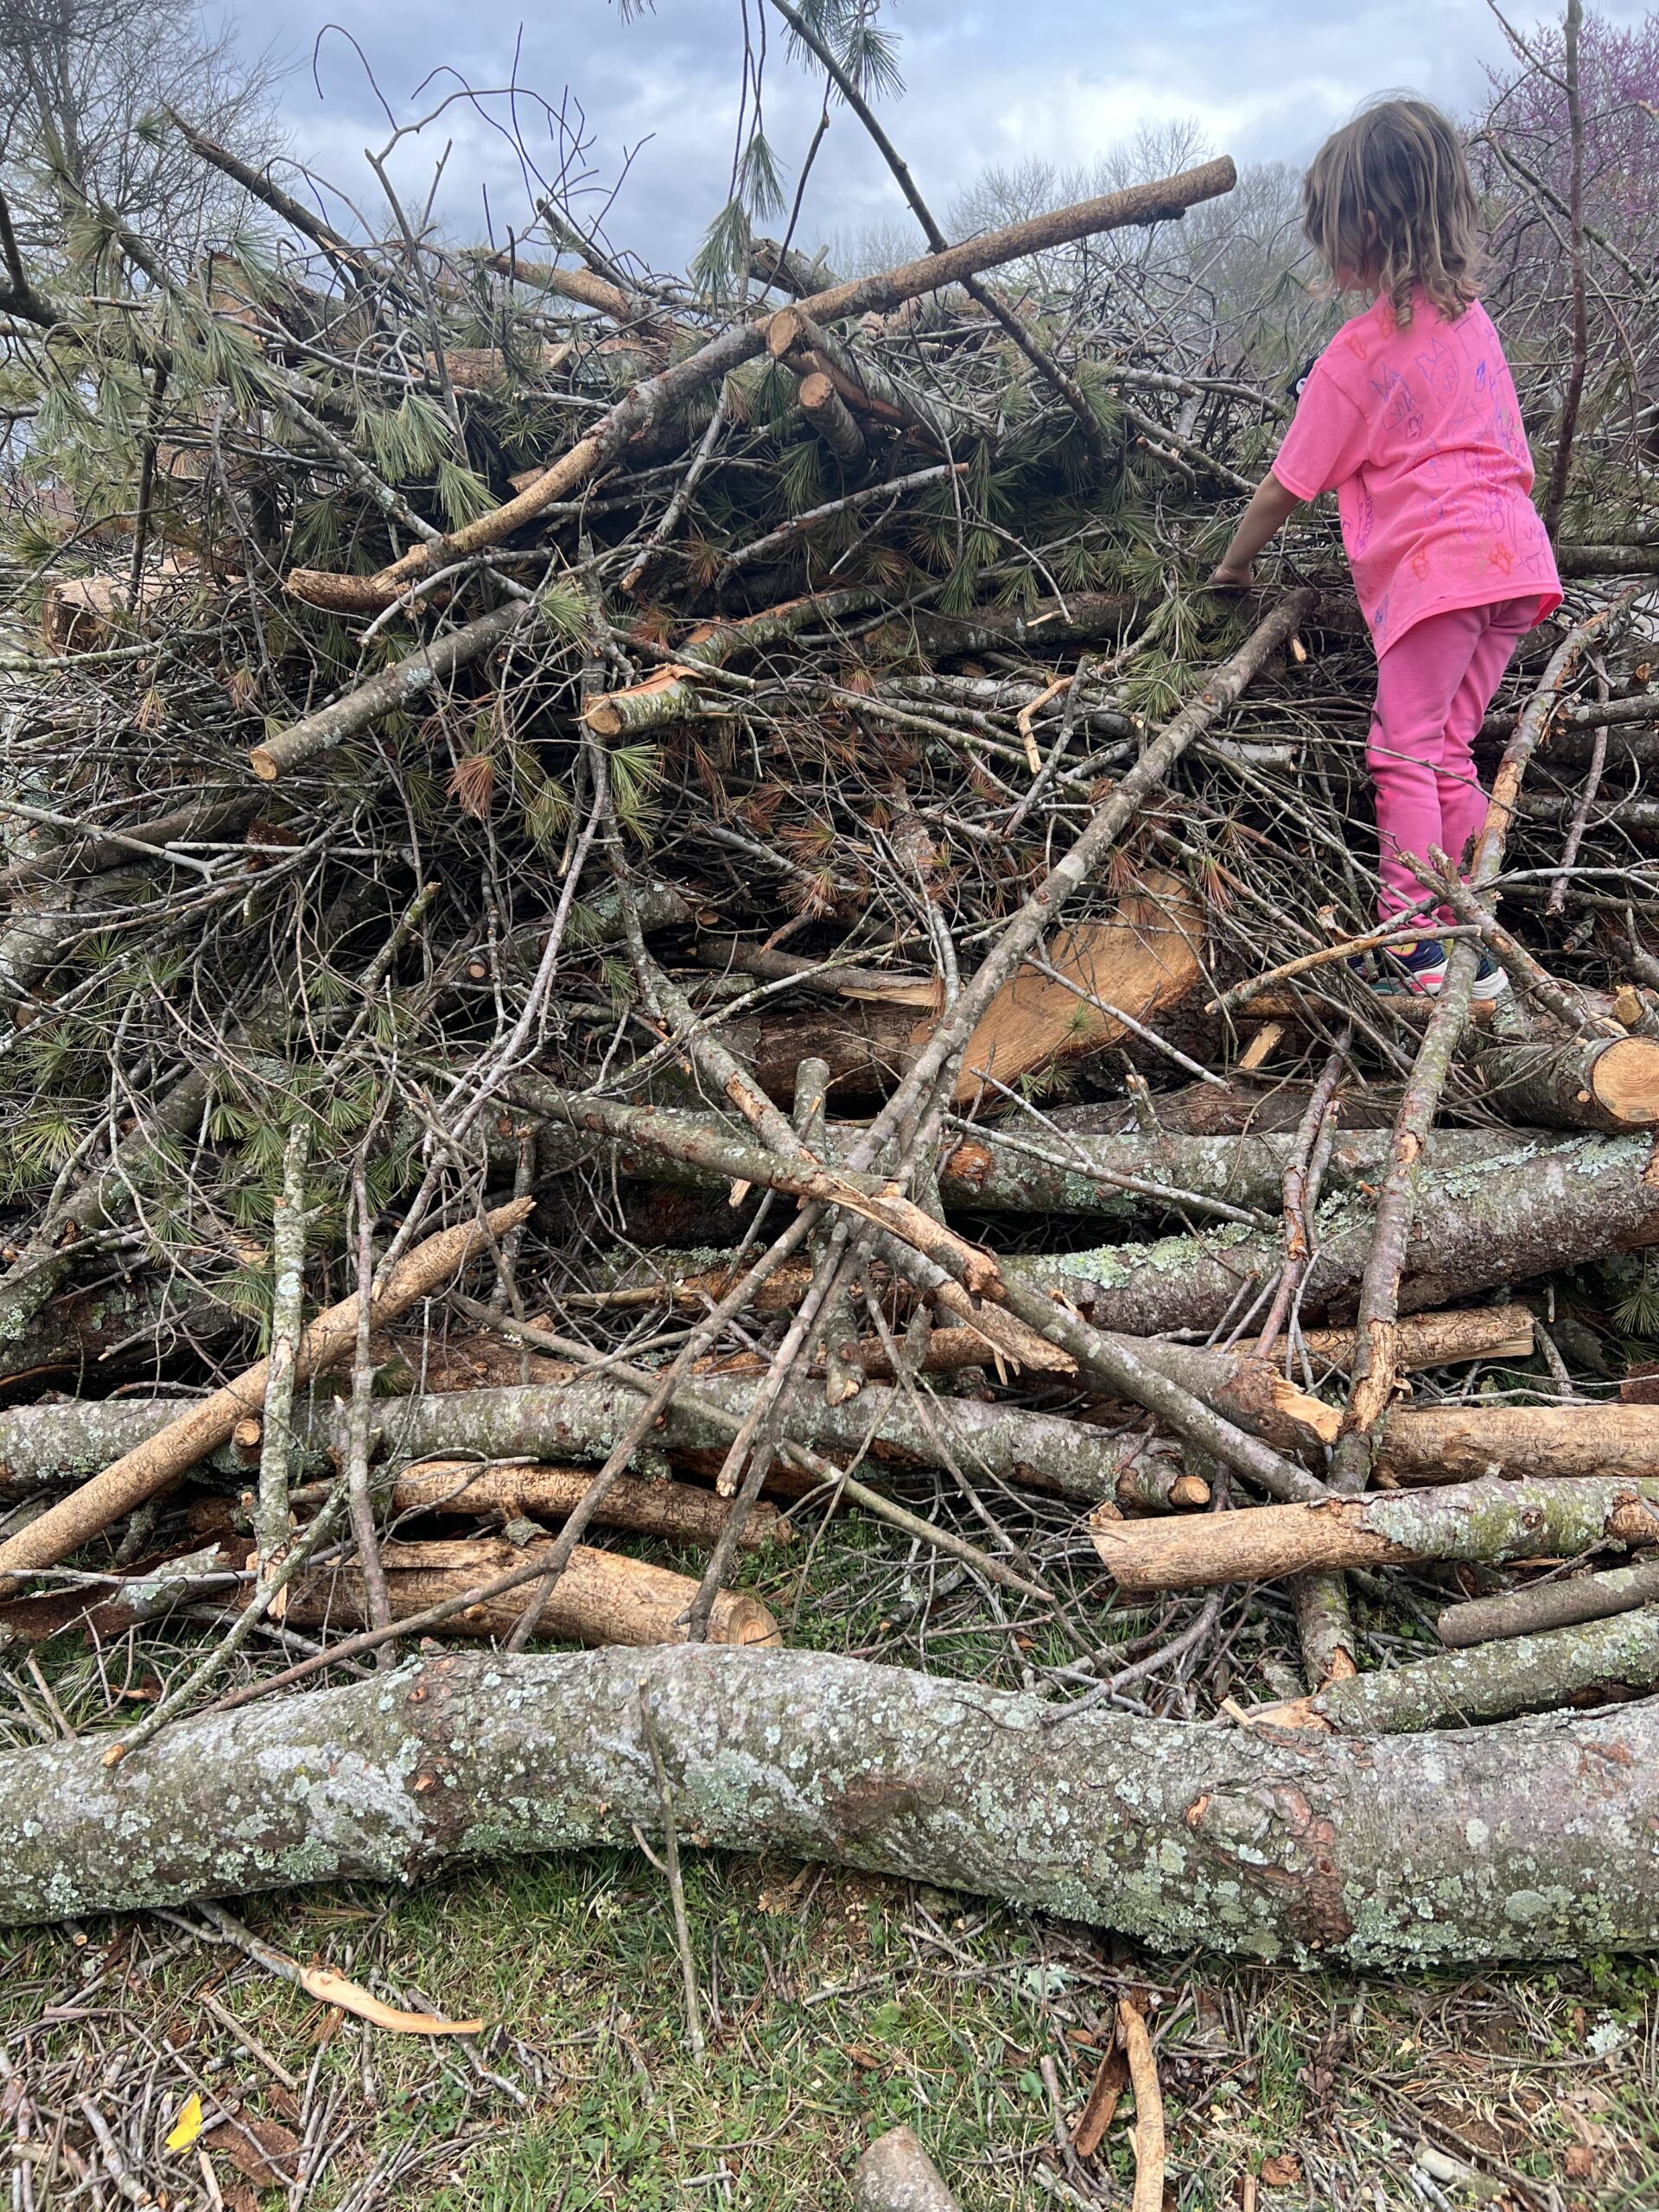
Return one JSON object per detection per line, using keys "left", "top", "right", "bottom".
{"left": 1091, "top": 1475, "right": 1659, "bottom": 1595}
{"left": 938, "top": 1125, "right": 1523, "bottom": 1220}
{"left": 1466, "top": 1031, "right": 1659, "bottom": 1131}
{"left": 1031, "top": 1132, "right": 1659, "bottom": 1338}
{"left": 283, "top": 1537, "right": 779, "bottom": 1649}
{"left": 357, "top": 1374, "right": 1153, "bottom": 1507}
{"left": 1378, "top": 1402, "right": 1659, "bottom": 1484}
{"left": 5, "top": 1644, "right": 1659, "bottom": 1967}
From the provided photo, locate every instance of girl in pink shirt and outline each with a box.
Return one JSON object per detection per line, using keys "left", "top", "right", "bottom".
{"left": 1211, "top": 98, "right": 1561, "bottom": 996}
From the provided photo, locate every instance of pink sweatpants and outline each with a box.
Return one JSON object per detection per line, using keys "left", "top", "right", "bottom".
{"left": 1367, "top": 598, "right": 1535, "bottom": 923}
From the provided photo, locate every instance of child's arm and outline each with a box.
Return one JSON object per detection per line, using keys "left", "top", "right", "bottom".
{"left": 1207, "top": 473, "right": 1304, "bottom": 588}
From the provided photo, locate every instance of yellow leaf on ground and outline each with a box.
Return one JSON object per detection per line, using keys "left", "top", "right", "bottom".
{"left": 164, "top": 2092, "right": 205, "bottom": 2151}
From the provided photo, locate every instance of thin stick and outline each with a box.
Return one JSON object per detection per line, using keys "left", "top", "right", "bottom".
{"left": 255, "top": 1121, "right": 310, "bottom": 1582}
{"left": 638, "top": 1692, "right": 704, "bottom": 2056}
{"left": 345, "top": 1162, "right": 395, "bottom": 1664}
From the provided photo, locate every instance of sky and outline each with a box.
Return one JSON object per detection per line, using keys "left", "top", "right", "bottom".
{"left": 220, "top": 0, "right": 1618, "bottom": 271}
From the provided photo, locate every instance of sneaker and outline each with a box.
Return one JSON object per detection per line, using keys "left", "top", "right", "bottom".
{"left": 1470, "top": 950, "right": 1510, "bottom": 1002}
{"left": 1360, "top": 938, "right": 1448, "bottom": 995}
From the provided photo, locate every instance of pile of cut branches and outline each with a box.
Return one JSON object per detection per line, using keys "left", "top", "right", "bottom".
{"left": 6, "top": 8, "right": 1659, "bottom": 1972}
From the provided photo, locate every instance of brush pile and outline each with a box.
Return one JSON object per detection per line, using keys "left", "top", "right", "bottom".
{"left": 7, "top": 22, "right": 1659, "bottom": 1961}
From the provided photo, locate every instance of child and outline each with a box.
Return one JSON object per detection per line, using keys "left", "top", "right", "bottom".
{"left": 1209, "top": 96, "right": 1561, "bottom": 995}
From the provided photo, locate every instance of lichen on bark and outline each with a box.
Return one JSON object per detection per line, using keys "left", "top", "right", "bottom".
{"left": 3, "top": 1646, "right": 1657, "bottom": 1968}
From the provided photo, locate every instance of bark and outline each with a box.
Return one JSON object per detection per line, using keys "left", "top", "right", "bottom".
{"left": 0, "top": 1542, "right": 235, "bottom": 1648}
{"left": 1315, "top": 1604, "right": 1659, "bottom": 1733}
{"left": 1261, "top": 1305, "right": 1535, "bottom": 1374}
{"left": 1092, "top": 1475, "right": 1659, "bottom": 1596}
{"left": 594, "top": 1106, "right": 1524, "bottom": 1226}
{"left": 0, "top": 1199, "right": 535, "bottom": 1593}
{"left": 1046, "top": 1080, "right": 1399, "bottom": 1138}
{"left": 939, "top": 1125, "right": 1522, "bottom": 1223}
{"left": 390, "top": 1460, "right": 793, "bottom": 1549}
{"left": 5, "top": 1643, "right": 1659, "bottom": 1966}
{"left": 660, "top": 1001, "right": 919, "bottom": 1108}
{"left": 747, "top": 236, "right": 838, "bottom": 298}
{"left": 1438, "top": 1555, "right": 1659, "bottom": 1647}
{"left": 0, "top": 1397, "right": 270, "bottom": 1502}
{"left": 0, "top": 1274, "right": 242, "bottom": 1397}
{"left": 282, "top": 1536, "right": 779, "bottom": 1650}
{"left": 1033, "top": 1132, "right": 1659, "bottom": 1339}
{"left": 852, "top": 2128, "right": 962, "bottom": 2212}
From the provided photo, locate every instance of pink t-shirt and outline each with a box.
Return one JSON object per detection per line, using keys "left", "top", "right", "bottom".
{"left": 1271, "top": 290, "right": 1561, "bottom": 658}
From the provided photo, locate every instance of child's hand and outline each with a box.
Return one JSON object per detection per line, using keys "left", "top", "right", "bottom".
{"left": 1207, "top": 557, "right": 1254, "bottom": 589}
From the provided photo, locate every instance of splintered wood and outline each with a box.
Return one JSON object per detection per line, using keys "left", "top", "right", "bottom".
{"left": 943, "top": 871, "right": 1205, "bottom": 1103}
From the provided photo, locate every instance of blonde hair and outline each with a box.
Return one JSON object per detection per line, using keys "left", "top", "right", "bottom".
{"left": 1302, "top": 97, "right": 1482, "bottom": 327}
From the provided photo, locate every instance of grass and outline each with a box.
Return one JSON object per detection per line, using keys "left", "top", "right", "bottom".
{"left": 5, "top": 1845, "right": 1659, "bottom": 2208}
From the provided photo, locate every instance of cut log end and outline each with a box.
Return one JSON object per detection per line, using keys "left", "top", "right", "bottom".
{"left": 1592, "top": 1036, "right": 1659, "bottom": 1126}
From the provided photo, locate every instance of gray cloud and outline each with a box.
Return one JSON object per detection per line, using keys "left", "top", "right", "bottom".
{"left": 227, "top": 0, "right": 1621, "bottom": 266}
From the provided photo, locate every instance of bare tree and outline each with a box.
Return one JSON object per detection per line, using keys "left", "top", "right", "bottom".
{"left": 0, "top": 0, "right": 278, "bottom": 263}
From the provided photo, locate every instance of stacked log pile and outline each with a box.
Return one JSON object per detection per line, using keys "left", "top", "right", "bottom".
{"left": 8, "top": 20, "right": 1659, "bottom": 1965}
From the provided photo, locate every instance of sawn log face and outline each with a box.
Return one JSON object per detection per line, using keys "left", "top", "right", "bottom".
{"left": 4, "top": 1646, "right": 1658, "bottom": 1969}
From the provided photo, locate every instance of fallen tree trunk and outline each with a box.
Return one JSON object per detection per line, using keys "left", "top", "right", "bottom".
{"left": 1091, "top": 1475, "right": 1659, "bottom": 1594}
{"left": 5, "top": 1643, "right": 1659, "bottom": 1965}
{"left": 1465, "top": 1031, "right": 1659, "bottom": 1131}
{"left": 937, "top": 1125, "right": 1524, "bottom": 1222}
{"left": 283, "top": 1536, "right": 780, "bottom": 1649}
{"left": 0, "top": 1398, "right": 274, "bottom": 1502}
{"left": 358, "top": 1374, "right": 1154, "bottom": 1507}
{"left": 1033, "top": 1132, "right": 1659, "bottom": 1338}
{"left": 569, "top": 1098, "right": 1528, "bottom": 1223}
